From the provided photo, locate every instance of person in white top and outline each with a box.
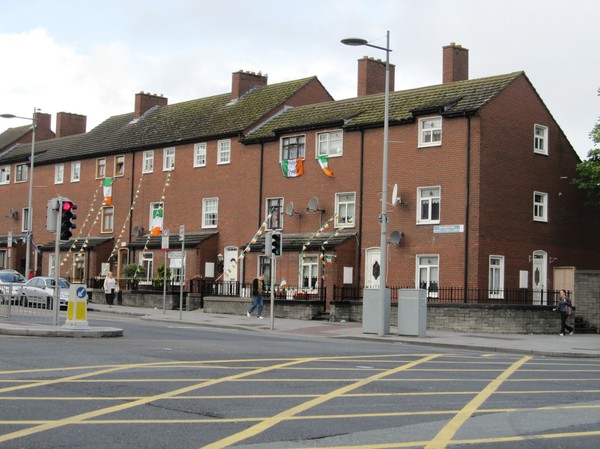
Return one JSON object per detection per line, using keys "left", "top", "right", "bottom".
{"left": 103, "top": 271, "right": 117, "bottom": 308}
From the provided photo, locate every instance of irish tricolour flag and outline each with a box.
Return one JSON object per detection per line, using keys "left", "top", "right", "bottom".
{"left": 318, "top": 155, "right": 334, "bottom": 177}
{"left": 281, "top": 158, "right": 304, "bottom": 177}
{"left": 103, "top": 177, "right": 113, "bottom": 206}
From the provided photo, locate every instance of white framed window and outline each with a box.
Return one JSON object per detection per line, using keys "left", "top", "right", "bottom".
{"left": 533, "top": 191, "right": 548, "bottom": 222}
{"left": 149, "top": 202, "right": 163, "bottom": 231}
{"left": 139, "top": 252, "right": 154, "bottom": 285}
{"left": 114, "top": 155, "right": 125, "bottom": 177}
{"left": 417, "top": 186, "right": 441, "bottom": 224}
{"left": 300, "top": 255, "right": 319, "bottom": 290}
{"left": 15, "top": 164, "right": 28, "bottom": 183}
{"left": 0, "top": 165, "right": 10, "bottom": 184}
{"left": 21, "top": 207, "right": 30, "bottom": 232}
{"left": 534, "top": 124, "right": 548, "bottom": 155}
{"left": 142, "top": 150, "right": 154, "bottom": 174}
{"left": 194, "top": 143, "right": 207, "bottom": 167}
{"left": 266, "top": 198, "right": 283, "bottom": 230}
{"left": 96, "top": 158, "right": 106, "bottom": 179}
{"left": 418, "top": 116, "right": 442, "bottom": 147}
{"left": 317, "top": 130, "right": 343, "bottom": 157}
{"left": 217, "top": 139, "right": 231, "bottom": 165}
{"left": 163, "top": 147, "right": 175, "bottom": 171}
{"left": 335, "top": 192, "right": 356, "bottom": 228}
{"left": 281, "top": 135, "right": 306, "bottom": 161}
{"left": 54, "top": 164, "right": 64, "bottom": 184}
{"left": 489, "top": 256, "right": 505, "bottom": 299}
{"left": 71, "top": 161, "right": 81, "bottom": 182}
{"left": 416, "top": 255, "right": 439, "bottom": 297}
{"left": 202, "top": 197, "right": 218, "bottom": 228}
{"left": 101, "top": 206, "right": 114, "bottom": 233}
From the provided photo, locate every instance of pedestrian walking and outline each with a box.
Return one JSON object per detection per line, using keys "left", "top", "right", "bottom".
{"left": 247, "top": 274, "right": 265, "bottom": 319}
{"left": 553, "top": 289, "right": 574, "bottom": 336}
{"left": 103, "top": 271, "right": 117, "bottom": 308}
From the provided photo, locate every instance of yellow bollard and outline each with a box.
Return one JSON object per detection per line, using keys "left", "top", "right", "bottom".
{"left": 63, "top": 283, "right": 89, "bottom": 329}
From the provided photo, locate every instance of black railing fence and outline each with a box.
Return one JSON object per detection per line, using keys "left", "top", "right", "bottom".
{"left": 189, "top": 279, "right": 326, "bottom": 302}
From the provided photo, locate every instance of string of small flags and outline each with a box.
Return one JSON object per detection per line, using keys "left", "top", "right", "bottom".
{"left": 300, "top": 213, "right": 337, "bottom": 255}
{"left": 236, "top": 213, "right": 272, "bottom": 262}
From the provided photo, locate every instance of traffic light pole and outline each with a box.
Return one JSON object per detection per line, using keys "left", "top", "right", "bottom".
{"left": 270, "top": 253, "right": 276, "bottom": 330}
{"left": 53, "top": 197, "right": 63, "bottom": 326}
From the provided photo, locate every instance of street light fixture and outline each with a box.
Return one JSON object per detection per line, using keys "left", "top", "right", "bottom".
{"left": 1, "top": 108, "right": 38, "bottom": 278}
{"left": 342, "top": 31, "right": 392, "bottom": 336}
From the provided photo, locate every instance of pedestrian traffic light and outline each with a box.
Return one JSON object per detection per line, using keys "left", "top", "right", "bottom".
{"left": 60, "top": 199, "right": 77, "bottom": 240}
{"left": 271, "top": 231, "right": 282, "bottom": 257}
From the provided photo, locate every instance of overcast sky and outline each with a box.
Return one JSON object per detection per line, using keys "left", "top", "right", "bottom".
{"left": 1, "top": 0, "right": 598, "bottom": 159}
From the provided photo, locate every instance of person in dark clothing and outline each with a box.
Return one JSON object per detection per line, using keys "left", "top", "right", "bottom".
{"left": 247, "top": 274, "right": 265, "bottom": 319}
{"left": 553, "top": 289, "right": 574, "bottom": 336}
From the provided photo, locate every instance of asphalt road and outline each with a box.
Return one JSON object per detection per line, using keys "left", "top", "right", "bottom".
{"left": 1, "top": 313, "right": 599, "bottom": 449}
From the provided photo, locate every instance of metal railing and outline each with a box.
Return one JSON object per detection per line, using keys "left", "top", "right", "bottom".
{"left": 333, "top": 285, "right": 563, "bottom": 306}
{"left": 0, "top": 285, "right": 56, "bottom": 324}
{"left": 189, "top": 279, "right": 326, "bottom": 302}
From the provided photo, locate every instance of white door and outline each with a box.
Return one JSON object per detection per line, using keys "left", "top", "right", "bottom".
{"left": 223, "top": 246, "right": 238, "bottom": 282}
{"left": 365, "top": 247, "right": 381, "bottom": 289}
{"left": 532, "top": 250, "right": 547, "bottom": 305}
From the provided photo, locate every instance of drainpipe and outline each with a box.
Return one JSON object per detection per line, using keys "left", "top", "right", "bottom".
{"left": 357, "top": 129, "right": 365, "bottom": 289}
{"left": 463, "top": 115, "right": 471, "bottom": 301}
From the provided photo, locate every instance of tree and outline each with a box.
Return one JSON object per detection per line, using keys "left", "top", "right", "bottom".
{"left": 572, "top": 88, "right": 600, "bottom": 206}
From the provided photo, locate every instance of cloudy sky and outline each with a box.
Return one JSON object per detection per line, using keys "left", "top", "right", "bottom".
{"left": 1, "top": 0, "right": 598, "bottom": 159}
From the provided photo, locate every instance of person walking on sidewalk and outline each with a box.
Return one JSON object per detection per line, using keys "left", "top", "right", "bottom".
{"left": 103, "top": 272, "right": 117, "bottom": 308}
{"left": 553, "top": 289, "right": 574, "bottom": 336}
{"left": 247, "top": 274, "right": 265, "bottom": 319}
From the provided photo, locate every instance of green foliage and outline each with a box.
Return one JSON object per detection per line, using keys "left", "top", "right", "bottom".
{"left": 153, "top": 262, "right": 171, "bottom": 288}
{"left": 122, "top": 263, "right": 145, "bottom": 278}
{"left": 572, "top": 88, "right": 600, "bottom": 207}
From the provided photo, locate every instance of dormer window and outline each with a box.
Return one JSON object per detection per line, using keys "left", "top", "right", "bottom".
{"left": 418, "top": 117, "right": 442, "bottom": 148}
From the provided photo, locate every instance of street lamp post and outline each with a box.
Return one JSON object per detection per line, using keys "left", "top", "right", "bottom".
{"left": 342, "top": 31, "right": 391, "bottom": 336}
{"left": 1, "top": 108, "right": 37, "bottom": 278}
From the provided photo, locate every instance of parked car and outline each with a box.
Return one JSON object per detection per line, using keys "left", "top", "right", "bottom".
{"left": 0, "top": 269, "right": 26, "bottom": 304}
{"left": 21, "top": 277, "right": 70, "bottom": 309}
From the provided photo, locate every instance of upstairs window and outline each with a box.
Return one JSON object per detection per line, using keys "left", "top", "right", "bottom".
{"left": 22, "top": 207, "right": 30, "bottom": 232}
{"left": 281, "top": 135, "right": 305, "bottom": 161}
{"left": 0, "top": 165, "right": 10, "bottom": 184}
{"left": 202, "top": 197, "right": 218, "bottom": 228}
{"left": 266, "top": 198, "right": 283, "bottom": 230}
{"left": 15, "top": 164, "right": 28, "bottom": 183}
{"left": 218, "top": 139, "right": 231, "bottom": 165}
{"left": 335, "top": 192, "right": 356, "bottom": 228}
{"left": 194, "top": 143, "right": 207, "bottom": 167}
{"left": 163, "top": 147, "right": 175, "bottom": 171}
{"left": 534, "top": 124, "right": 548, "bottom": 155}
{"left": 418, "top": 117, "right": 442, "bottom": 147}
{"left": 417, "top": 186, "right": 441, "bottom": 224}
{"left": 142, "top": 150, "right": 154, "bottom": 174}
{"left": 317, "top": 130, "right": 343, "bottom": 157}
{"left": 71, "top": 161, "right": 81, "bottom": 182}
{"left": 101, "top": 206, "right": 114, "bottom": 233}
{"left": 533, "top": 191, "right": 548, "bottom": 222}
{"left": 54, "top": 164, "right": 64, "bottom": 184}
{"left": 115, "top": 155, "right": 125, "bottom": 177}
{"left": 96, "top": 158, "right": 106, "bottom": 179}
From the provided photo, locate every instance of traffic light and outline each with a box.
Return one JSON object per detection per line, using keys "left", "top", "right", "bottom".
{"left": 271, "top": 231, "right": 282, "bottom": 257}
{"left": 264, "top": 232, "right": 272, "bottom": 257}
{"left": 60, "top": 199, "right": 77, "bottom": 240}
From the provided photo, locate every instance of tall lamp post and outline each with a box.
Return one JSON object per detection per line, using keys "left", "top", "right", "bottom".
{"left": 1, "top": 108, "right": 37, "bottom": 278}
{"left": 342, "top": 31, "right": 391, "bottom": 336}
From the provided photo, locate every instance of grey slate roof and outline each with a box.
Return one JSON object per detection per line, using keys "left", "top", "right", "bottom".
{"left": 248, "top": 232, "right": 357, "bottom": 252}
{"left": 0, "top": 125, "right": 31, "bottom": 154}
{"left": 0, "top": 77, "right": 320, "bottom": 165}
{"left": 244, "top": 72, "right": 524, "bottom": 142}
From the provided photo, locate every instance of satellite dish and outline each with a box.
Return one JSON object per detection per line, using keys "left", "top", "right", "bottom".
{"left": 389, "top": 231, "right": 404, "bottom": 245}
{"left": 286, "top": 202, "right": 294, "bottom": 216}
{"left": 392, "top": 184, "right": 399, "bottom": 206}
{"left": 307, "top": 196, "right": 321, "bottom": 212}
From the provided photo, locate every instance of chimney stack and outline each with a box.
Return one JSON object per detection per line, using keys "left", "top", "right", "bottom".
{"left": 33, "top": 112, "right": 55, "bottom": 141}
{"left": 134, "top": 92, "right": 168, "bottom": 119}
{"left": 443, "top": 43, "right": 469, "bottom": 83}
{"left": 231, "top": 70, "right": 268, "bottom": 101}
{"left": 357, "top": 57, "right": 395, "bottom": 97}
{"left": 56, "top": 112, "right": 87, "bottom": 137}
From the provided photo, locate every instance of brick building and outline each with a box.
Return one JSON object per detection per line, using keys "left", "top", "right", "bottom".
{"left": 0, "top": 44, "right": 597, "bottom": 306}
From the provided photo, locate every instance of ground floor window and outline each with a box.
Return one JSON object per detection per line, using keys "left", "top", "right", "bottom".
{"left": 489, "top": 255, "right": 505, "bottom": 299}
{"left": 300, "top": 255, "right": 319, "bottom": 290}
{"left": 139, "top": 252, "right": 154, "bottom": 284}
{"left": 417, "top": 255, "right": 439, "bottom": 297}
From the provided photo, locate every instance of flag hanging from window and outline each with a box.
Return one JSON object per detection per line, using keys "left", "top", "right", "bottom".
{"left": 318, "top": 155, "right": 334, "bottom": 177}
{"left": 150, "top": 208, "right": 163, "bottom": 236}
{"left": 103, "top": 177, "right": 113, "bottom": 206}
{"left": 321, "top": 254, "right": 335, "bottom": 265}
{"left": 281, "top": 158, "right": 304, "bottom": 177}
{"left": 280, "top": 277, "right": 287, "bottom": 288}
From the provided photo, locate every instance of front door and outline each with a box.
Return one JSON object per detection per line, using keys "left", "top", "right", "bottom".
{"left": 532, "top": 250, "right": 547, "bottom": 305}
{"left": 365, "top": 247, "right": 381, "bottom": 289}
{"left": 223, "top": 246, "right": 238, "bottom": 282}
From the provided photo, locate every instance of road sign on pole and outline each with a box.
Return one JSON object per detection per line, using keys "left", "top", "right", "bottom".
{"left": 161, "top": 229, "right": 169, "bottom": 251}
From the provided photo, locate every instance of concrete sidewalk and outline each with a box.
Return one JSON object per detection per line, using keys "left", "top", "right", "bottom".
{"left": 2, "top": 303, "right": 599, "bottom": 358}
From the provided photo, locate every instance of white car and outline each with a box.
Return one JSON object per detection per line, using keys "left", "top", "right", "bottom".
{"left": 0, "top": 270, "right": 26, "bottom": 304}
{"left": 21, "top": 277, "right": 70, "bottom": 309}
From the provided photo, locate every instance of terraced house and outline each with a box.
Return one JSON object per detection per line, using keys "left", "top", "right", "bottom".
{"left": 1, "top": 43, "right": 598, "bottom": 310}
